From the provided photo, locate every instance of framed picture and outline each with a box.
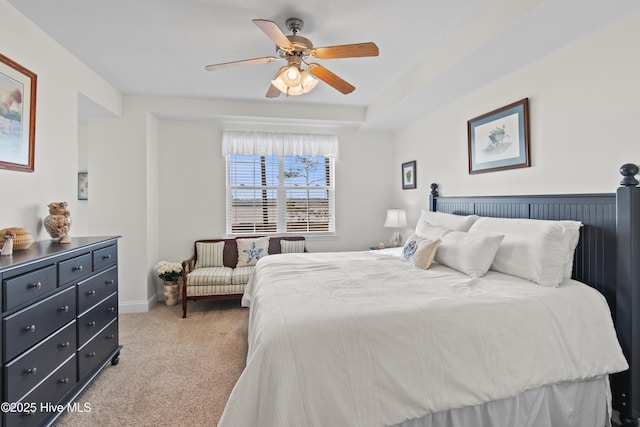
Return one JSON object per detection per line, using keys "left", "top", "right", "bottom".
{"left": 78, "top": 172, "right": 88, "bottom": 200}
{"left": 0, "top": 54, "right": 37, "bottom": 172}
{"left": 402, "top": 160, "right": 416, "bottom": 190}
{"left": 467, "top": 98, "right": 530, "bottom": 174}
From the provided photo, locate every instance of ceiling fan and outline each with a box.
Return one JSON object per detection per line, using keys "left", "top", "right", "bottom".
{"left": 204, "top": 18, "right": 379, "bottom": 98}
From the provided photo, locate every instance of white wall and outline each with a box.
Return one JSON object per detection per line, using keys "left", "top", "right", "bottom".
{"left": 392, "top": 9, "right": 640, "bottom": 230}
{"left": 0, "top": 1, "right": 121, "bottom": 235}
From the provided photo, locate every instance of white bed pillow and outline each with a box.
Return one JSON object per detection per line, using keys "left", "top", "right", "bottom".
{"left": 412, "top": 223, "right": 452, "bottom": 241}
{"left": 402, "top": 235, "right": 441, "bottom": 269}
{"left": 468, "top": 217, "right": 582, "bottom": 287}
{"left": 434, "top": 231, "right": 504, "bottom": 278}
{"left": 558, "top": 220, "right": 582, "bottom": 278}
{"left": 415, "top": 210, "right": 479, "bottom": 235}
{"left": 236, "top": 237, "right": 270, "bottom": 267}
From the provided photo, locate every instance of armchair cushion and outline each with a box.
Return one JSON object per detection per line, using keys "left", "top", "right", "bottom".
{"left": 186, "top": 266, "right": 232, "bottom": 286}
{"left": 232, "top": 266, "right": 255, "bottom": 285}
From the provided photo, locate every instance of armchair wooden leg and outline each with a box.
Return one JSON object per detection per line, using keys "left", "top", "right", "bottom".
{"left": 182, "top": 285, "right": 187, "bottom": 318}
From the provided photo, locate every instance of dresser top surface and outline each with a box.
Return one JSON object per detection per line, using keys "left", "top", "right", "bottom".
{"left": 0, "top": 236, "right": 120, "bottom": 272}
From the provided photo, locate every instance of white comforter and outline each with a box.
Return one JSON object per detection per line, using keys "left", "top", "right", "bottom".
{"left": 218, "top": 251, "right": 628, "bottom": 427}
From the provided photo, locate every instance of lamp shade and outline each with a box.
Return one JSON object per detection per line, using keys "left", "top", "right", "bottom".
{"left": 384, "top": 209, "right": 407, "bottom": 228}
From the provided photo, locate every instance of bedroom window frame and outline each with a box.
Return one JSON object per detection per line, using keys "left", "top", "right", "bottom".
{"left": 225, "top": 153, "right": 336, "bottom": 236}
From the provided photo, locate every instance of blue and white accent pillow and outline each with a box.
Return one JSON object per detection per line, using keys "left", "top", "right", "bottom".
{"left": 402, "top": 235, "right": 420, "bottom": 261}
{"left": 236, "top": 237, "right": 270, "bottom": 267}
{"left": 402, "top": 234, "right": 441, "bottom": 270}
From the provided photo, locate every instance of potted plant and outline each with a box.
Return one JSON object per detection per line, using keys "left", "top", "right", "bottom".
{"left": 155, "top": 261, "right": 182, "bottom": 306}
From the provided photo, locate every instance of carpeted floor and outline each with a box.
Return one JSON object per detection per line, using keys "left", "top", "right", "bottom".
{"left": 55, "top": 299, "right": 248, "bottom": 427}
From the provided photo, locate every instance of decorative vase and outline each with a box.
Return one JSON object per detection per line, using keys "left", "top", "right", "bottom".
{"left": 43, "top": 201, "right": 72, "bottom": 243}
{"left": 163, "top": 281, "right": 179, "bottom": 306}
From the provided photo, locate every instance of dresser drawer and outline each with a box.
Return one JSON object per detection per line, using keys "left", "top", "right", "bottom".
{"left": 58, "top": 253, "right": 92, "bottom": 285}
{"left": 77, "top": 266, "right": 118, "bottom": 314}
{"left": 93, "top": 244, "right": 117, "bottom": 272}
{"left": 3, "top": 287, "right": 77, "bottom": 362}
{"left": 77, "top": 292, "right": 118, "bottom": 347}
{"left": 78, "top": 319, "right": 118, "bottom": 379}
{"left": 4, "top": 321, "right": 76, "bottom": 402}
{"left": 3, "top": 355, "right": 77, "bottom": 427}
{"left": 3, "top": 264, "right": 57, "bottom": 311}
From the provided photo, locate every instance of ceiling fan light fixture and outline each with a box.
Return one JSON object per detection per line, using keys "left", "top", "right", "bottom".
{"left": 300, "top": 70, "right": 319, "bottom": 89}
{"left": 282, "top": 65, "right": 302, "bottom": 86}
{"left": 271, "top": 69, "right": 318, "bottom": 96}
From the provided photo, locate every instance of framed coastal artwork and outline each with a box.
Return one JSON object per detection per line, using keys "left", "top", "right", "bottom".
{"left": 402, "top": 160, "right": 416, "bottom": 190}
{"left": 0, "top": 54, "right": 37, "bottom": 172}
{"left": 467, "top": 98, "right": 530, "bottom": 174}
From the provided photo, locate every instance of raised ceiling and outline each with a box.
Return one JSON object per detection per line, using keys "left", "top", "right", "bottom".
{"left": 8, "top": 0, "right": 640, "bottom": 129}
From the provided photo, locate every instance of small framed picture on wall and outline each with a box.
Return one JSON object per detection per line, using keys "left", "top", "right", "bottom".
{"left": 78, "top": 172, "right": 88, "bottom": 200}
{"left": 402, "top": 161, "right": 416, "bottom": 190}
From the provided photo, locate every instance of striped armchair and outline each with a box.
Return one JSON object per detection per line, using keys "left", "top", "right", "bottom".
{"left": 180, "top": 236, "right": 306, "bottom": 318}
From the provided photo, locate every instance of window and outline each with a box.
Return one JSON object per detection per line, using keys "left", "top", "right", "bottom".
{"left": 223, "top": 132, "right": 338, "bottom": 235}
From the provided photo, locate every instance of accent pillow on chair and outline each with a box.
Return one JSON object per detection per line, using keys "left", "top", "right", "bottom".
{"left": 194, "top": 241, "right": 225, "bottom": 268}
{"left": 281, "top": 240, "right": 306, "bottom": 253}
{"left": 236, "top": 237, "right": 270, "bottom": 267}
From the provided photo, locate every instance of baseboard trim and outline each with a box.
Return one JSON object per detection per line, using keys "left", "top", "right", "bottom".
{"left": 119, "top": 299, "right": 153, "bottom": 313}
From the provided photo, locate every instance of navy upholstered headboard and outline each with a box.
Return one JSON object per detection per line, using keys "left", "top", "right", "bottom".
{"left": 428, "top": 164, "right": 640, "bottom": 425}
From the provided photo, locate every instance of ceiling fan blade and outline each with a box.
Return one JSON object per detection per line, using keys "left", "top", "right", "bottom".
{"left": 310, "top": 42, "right": 379, "bottom": 59}
{"left": 307, "top": 63, "right": 355, "bottom": 94}
{"left": 252, "top": 19, "right": 294, "bottom": 50}
{"left": 205, "top": 56, "right": 280, "bottom": 71}
{"left": 266, "top": 67, "right": 287, "bottom": 98}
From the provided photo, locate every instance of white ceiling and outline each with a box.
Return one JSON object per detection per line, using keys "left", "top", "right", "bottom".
{"left": 8, "top": 0, "right": 640, "bottom": 130}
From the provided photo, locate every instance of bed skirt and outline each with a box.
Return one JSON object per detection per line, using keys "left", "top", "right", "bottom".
{"left": 395, "top": 375, "right": 611, "bottom": 427}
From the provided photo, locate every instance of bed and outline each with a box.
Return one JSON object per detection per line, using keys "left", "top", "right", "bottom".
{"left": 217, "top": 164, "right": 640, "bottom": 427}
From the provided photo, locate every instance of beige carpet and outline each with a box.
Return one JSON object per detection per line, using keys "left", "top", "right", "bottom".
{"left": 56, "top": 299, "right": 248, "bottom": 427}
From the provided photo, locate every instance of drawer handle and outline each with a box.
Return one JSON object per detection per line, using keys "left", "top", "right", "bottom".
{"left": 87, "top": 352, "right": 96, "bottom": 358}
{"left": 87, "top": 290, "right": 96, "bottom": 296}
{"left": 59, "top": 341, "right": 70, "bottom": 348}
{"left": 106, "top": 279, "right": 115, "bottom": 285}
{"left": 72, "top": 265, "right": 83, "bottom": 272}
{"left": 88, "top": 321, "right": 96, "bottom": 327}
{"left": 107, "top": 307, "right": 115, "bottom": 313}
{"left": 103, "top": 254, "right": 111, "bottom": 260}
{"left": 106, "top": 334, "right": 116, "bottom": 339}
{"left": 26, "top": 367, "right": 37, "bottom": 375}
{"left": 25, "top": 324, "right": 36, "bottom": 333}
{"left": 58, "top": 377, "right": 70, "bottom": 384}
{"left": 29, "top": 281, "right": 42, "bottom": 290}
{"left": 59, "top": 305, "right": 69, "bottom": 312}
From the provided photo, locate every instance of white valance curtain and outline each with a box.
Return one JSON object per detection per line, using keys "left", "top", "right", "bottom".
{"left": 222, "top": 131, "right": 339, "bottom": 158}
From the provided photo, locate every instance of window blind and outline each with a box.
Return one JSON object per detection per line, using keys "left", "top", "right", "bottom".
{"left": 224, "top": 132, "right": 337, "bottom": 235}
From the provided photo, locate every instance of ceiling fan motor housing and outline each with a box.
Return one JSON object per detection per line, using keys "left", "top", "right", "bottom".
{"left": 286, "top": 18, "right": 304, "bottom": 34}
